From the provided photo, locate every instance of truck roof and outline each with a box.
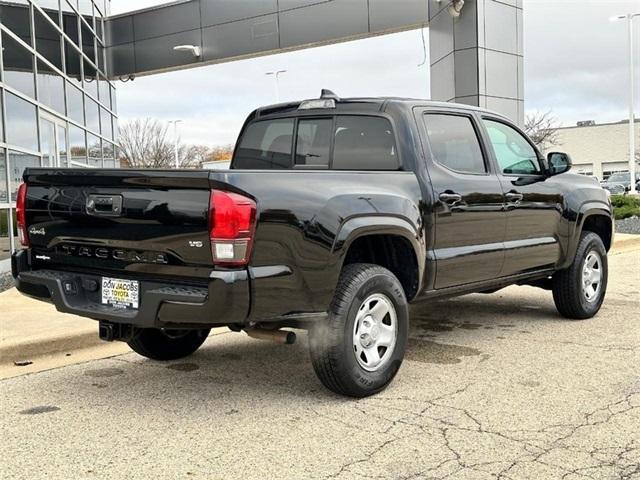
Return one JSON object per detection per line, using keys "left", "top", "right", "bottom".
{"left": 254, "top": 96, "right": 507, "bottom": 120}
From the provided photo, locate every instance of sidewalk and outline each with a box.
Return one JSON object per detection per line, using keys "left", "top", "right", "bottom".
{"left": 1, "top": 234, "right": 639, "bottom": 378}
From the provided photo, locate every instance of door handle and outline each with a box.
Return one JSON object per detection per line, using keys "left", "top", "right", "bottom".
{"left": 439, "top": 192, "right": 462, "bottom": 204}
{"left": 505, "top": 191, "right": 524, "bottom": 202}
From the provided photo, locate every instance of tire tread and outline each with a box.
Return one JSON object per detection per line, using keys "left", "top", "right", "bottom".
{"left": 309, "top": 263, "right": 406, "bottom": 397}
{"left": 552, "top": 232, "right": 607, "bottom": 320}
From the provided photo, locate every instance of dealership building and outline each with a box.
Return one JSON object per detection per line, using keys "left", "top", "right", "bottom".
{"left": 1, "top": 0, "right": 116, "bottom": 262}
{"left": 2, "top": 0, "right": 527, "bottom": 264}
{"left": 555, "top": 119, "right": 640, "bottom": 181}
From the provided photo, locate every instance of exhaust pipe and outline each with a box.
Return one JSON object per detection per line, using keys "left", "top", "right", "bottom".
{"left": 245, "top": 328, "right": 296, "bottom": 345}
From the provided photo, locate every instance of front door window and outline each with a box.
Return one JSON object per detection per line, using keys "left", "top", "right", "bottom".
{"left": 483, "top": 119, "right": 541, "bottom": 175}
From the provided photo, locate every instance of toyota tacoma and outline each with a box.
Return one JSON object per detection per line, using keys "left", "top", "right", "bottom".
{"left": 12, "top": 91, "right": 613, "bottom": 397}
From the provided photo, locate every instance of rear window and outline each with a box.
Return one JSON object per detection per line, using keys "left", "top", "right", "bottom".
{"left": 295, "top": 118, "right": 332, "bottom": 167}
{"left": 233, "top": 118, "right": 294, "bottom": 169}
{"left": 233, "top": 115, "right": 398, "bottom": 170}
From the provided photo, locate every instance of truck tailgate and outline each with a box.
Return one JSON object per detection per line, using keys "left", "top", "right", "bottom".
{"left": 23, "top": 169, "right": 214, "bottom": 279}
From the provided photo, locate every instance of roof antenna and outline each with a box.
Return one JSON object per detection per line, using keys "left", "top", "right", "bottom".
{"left": 321, "top": 89, "right": 340, "bottom": 100}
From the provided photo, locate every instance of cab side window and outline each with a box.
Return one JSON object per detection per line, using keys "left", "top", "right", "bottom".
{"left": 332, "top": 116, "right": 398, "bottom": 170}
{"left": 483, "top": 119, "right": 541, "bottom": 175}
{"left": 423, "top": 114, "right": 486, "bottom": 174}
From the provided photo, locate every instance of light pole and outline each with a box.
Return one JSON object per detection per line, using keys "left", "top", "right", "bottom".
{"left": 168, "top": 120, "right": 182, "bottom": 169}
{"left": 265, "top": 70, "right": 287, "bottom": 102}
{"left": 611, "top": 13, "right": 639, "bottom": 194}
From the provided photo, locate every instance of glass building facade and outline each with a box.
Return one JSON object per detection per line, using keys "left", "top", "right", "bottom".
{"left": 1, "top": 0, "right": 117, "bottom": 259}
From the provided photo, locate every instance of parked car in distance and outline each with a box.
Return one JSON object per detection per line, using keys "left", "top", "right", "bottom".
{"left": 603, "top": 171, "right": 640, "bottom": 194}
{"left": 12, "top": 91, "right": 614, "bottom": 397}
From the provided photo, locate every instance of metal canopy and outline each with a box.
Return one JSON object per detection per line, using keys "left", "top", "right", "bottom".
{"left": 105, "top": 0, "right": 524, "bottom": 123}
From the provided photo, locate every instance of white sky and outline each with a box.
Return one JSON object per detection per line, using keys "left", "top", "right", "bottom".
{"left": 110, "top": 0, "right": 640, "bottom": 147}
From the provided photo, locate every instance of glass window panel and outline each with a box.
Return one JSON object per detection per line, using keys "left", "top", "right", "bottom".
{"left": 34, "top": 9, "right": 63, "bottom": 70}
{"left": 423, "top": 114, "right": 486, "bottom": 174}
{"left": 80, "top": 20, "right": 96, "bottom": 62}
{"left": 43, "top": 4, "right": 62, "bottom": 26}
{"left": 65, "top": 0, "right": 79, "bottom": 12}
{"left": 333, "top": 116, "right": 399, "bottom": 170}
{"left": 1, "top": 32, "right": 36, "bottom": 98}
{"left": 64, "top": 41, "right": 82, "bottom": 86}
{"left": 0, "top": 93, "right": 4, "bottom": 142}
{"left": 9, "top": 150, "right": 41, "bottom": 201}
{"left": 63, "top": 10, "right": 79, "bottom": 45}
{"left": 69, "top": 125, "right": 86, "bottom": 164}
{"left": 5, "top": 93, "right": 39, "bottom": 152}
{"left": 96, "top": 74, "right": 103, "bottom": 103}
{"left": 40, "top": 118, "right": 57, "bottom": 167}
{"left": 1, "top": 207, "right": 16, "bottom": 261}
{"left": 103, "top": 141, "right": 115, "bottom": 168}
{"left": 78, "top": 1, "right": 93, "bottom": 15}
{"left": 0, "top": 3, "right": 32, "bottom": 45}
{"left": 83, "top": 59, "right": 98, "bottom": 98}
{"left": 58, "top": 124, "right": 69, "bottom": 167}
{"left": 234, "top": 119, "right": 294, "bottom": 169}
{"left": 0, "top": 150, "right": 7, "bottom": 204}
{"left": 109, "top": 84, "right": 116, "bottom": 113}
{"left": 483, "top": 119, "right": 542, "bottom": 175}
{"left": 66, "top": 82, "right": 84, "bottom": 124}
{"left": 100, "top": 106, "right": 112, "bottom": 140}
{"left": 87, "top": 133, "right": 102, "bottom": 167}
{"left": 97, "top": 46, "right": 105, "bottom": 74}
{"left": 37, "top": 60, "right": 66, "bottom": 114}
{"left": 95, "top": 18, "right": 104, "bottom": 43}
{"left": 38, "top": 0, "right": 62, "bottom": 11}
{"left": 295, "top": 118, "right": 331, "bottom": 167}
{"left": 85, "top": 96, "right": 99, "bottom": 133}
{"left": 112, "top": 116, "right": 118, "bottom": 142}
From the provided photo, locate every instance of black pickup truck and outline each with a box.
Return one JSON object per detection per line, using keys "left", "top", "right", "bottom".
{"left": 12, "top": 92, "right": 613, "bottom": 397}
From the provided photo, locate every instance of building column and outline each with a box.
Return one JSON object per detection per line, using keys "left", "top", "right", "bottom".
{"left": 429, "top": 0, "right": 524, "bottom": 125}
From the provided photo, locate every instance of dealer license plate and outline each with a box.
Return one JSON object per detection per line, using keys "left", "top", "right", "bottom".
{"left": 101, "top": 277, "right": 139, "bottom": 309}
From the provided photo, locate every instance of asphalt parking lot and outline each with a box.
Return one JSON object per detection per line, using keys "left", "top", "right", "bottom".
{"left": 1, "top": 248, "right": 639, "bottom": 480}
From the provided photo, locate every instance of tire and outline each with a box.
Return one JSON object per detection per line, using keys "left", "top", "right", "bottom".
{"left": 127, "top": 328, "right": 210, "bottom": 361}
{"left": 552, "top": 232, "right": 608, "bottom": 319}
{"left": 308, "top": 263, "right": 409, "bottom": 398}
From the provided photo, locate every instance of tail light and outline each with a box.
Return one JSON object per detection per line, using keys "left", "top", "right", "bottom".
{"left": 209, "top": 190, "right": 257, "bottom": 267}
{"left": 16, "top": 183, "right": 29, "bottom": 247}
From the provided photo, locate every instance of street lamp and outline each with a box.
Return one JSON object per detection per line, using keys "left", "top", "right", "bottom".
{"left": 168, "top": 120, "right": 182, "bottom": 169}
{"left": 610, "top": 13, "right": 639, "bottom": 194}
{"left": 265, "top": 70, "right": 287, "bottom": 102}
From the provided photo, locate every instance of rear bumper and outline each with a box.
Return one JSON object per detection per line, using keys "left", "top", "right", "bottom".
{"left": 11, "top": 250, "right": 250, "bottom": 328}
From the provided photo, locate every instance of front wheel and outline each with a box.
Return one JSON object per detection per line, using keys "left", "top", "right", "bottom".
{"left": 552, "top": 232, "right": 608, "bottom": 319}
{"left": 127, "top": 328, "right": 210, "bottom": 360}
{"left": 308, "top": 263, "right": 409, "bottom": 398}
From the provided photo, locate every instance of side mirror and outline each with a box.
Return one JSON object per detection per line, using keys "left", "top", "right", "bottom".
{"left": 547, "top": 152, "right": 572, "bottom": 176}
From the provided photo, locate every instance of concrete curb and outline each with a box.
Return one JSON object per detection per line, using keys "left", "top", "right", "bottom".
{"left": 611, "top": 233, "right": 640, "bottom": 253}
{"left": 0, "top": 324, "right": 230, "bottom": 365}
{"left": 1, "top": 329, "right": 102, "bottom": 363}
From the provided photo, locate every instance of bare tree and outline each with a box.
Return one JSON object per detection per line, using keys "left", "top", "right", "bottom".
{"left": 208, "top": 144, "right": 234, "bottom": 162}
{"left": 524, "top": 110, "right": 560, "bottom": 152}
{"left": 118, "top": 119, "right": 235, "bottom": 168}
{"left": 181, "top": 144, "right": 212, "bottom": 168}
{"left": 118, "top": 119, "right": 175, "bottom": 168}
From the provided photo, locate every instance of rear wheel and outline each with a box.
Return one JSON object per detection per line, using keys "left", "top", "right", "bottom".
{"left": 552, "top": 232, "right": 608, "bottom": 319}
{"left": 308, "top": 263, "right": 408, "bottom": 397}
{"left": 127, "top": 328, "right": 210, "bottom": 360}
